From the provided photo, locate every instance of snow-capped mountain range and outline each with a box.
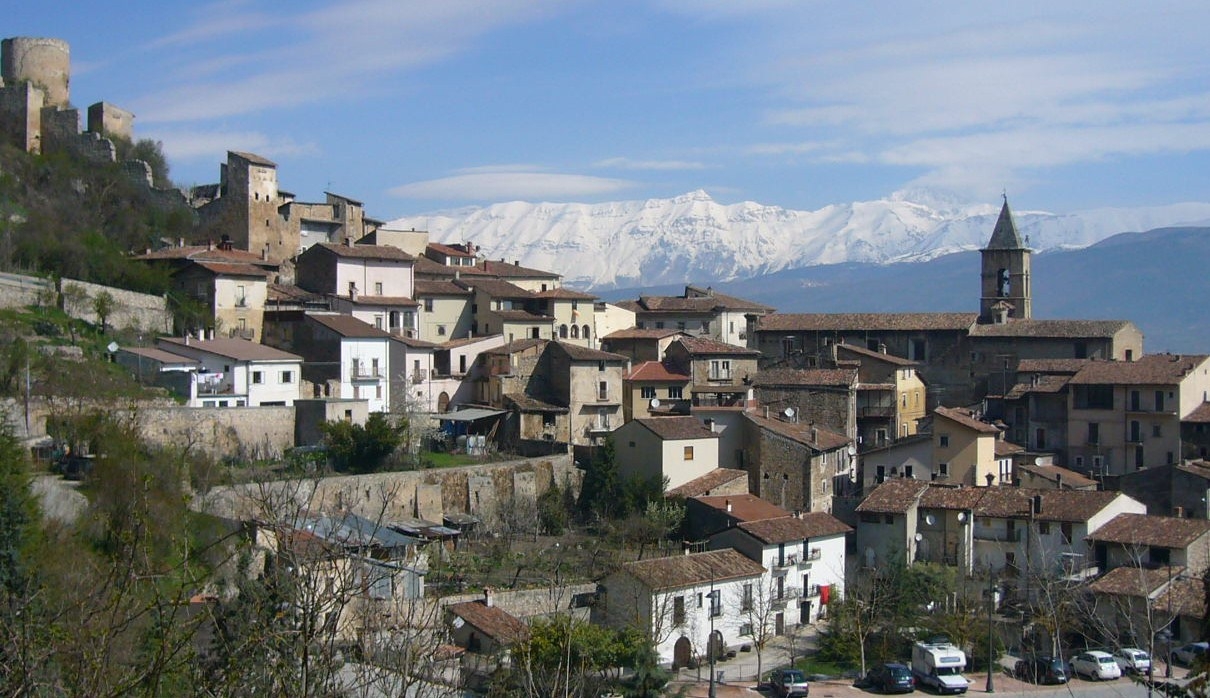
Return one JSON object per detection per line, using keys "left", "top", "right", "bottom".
{"left": 384, "top": 190, "right": 1210, "bottom": 290}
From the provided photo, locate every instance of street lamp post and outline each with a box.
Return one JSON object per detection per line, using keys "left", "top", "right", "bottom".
{"left": 986, "top": 572, "right": 996, "bottom": 694}
{"left": 708, "top": 571, "right": 718, "bottom": 698}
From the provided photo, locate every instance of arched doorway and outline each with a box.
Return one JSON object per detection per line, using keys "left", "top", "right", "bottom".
{"left": 672, "top": 636, "right": 692, "bottom": 669}
{"left": 707, "top": 630, "right": 724, "bottom": 661}
{"left": 437, "top": 391, "right": 450, "bottom": 413}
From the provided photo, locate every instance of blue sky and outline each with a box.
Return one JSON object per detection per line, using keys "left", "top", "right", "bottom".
{"left": 11, "top": 1, "right": 1210, "bottom": 220}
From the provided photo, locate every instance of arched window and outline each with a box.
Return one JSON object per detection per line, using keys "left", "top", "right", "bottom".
{"left": 582, "top": 324, "right": 591, "bottom": 340}
{"left": 559, "top": 324, "right": 568, "bottom": 338}
{"left": 570, "top": 325, "right": 580, "bottom": 339}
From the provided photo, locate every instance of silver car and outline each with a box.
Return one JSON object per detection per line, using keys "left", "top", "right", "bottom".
{"left": 1071, "top": 651, "right": 1121, "bottom": 680}
{"left": 1114, "top": 648, "right": 1151, "bottom": 674}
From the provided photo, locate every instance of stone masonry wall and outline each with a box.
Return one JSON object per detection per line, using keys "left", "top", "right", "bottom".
{"left": 59, "top": 277, "right": 172, "bottom": 333}
{"left": 137, "top": 405, "right": 295, "bottom": 460}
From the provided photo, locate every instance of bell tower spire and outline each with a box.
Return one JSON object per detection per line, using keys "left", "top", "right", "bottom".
{"left": 979, "top": 196, "right": 1031, "bottom": 323}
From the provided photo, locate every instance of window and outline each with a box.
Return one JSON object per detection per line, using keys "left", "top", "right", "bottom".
{"left": 677, "top": 321, "right": 686, "bottom": 331}
{"left": 1038, "top": 522, "right": 1051, "bottom": 535}
{"left": 375, "top": 385, "right": 382, "bottom": 399}
{"left": 668, "top": 386, "right": 684, "bottom": 399}
{"left": 252, "top": 371, "right": 263, "bottom": 384}
{"left": 684, "top": 446, "right": 695, "bottom": 460}
{"left": 739, "top": 623, "right": 754, "bottom": 636}
{"left": 570, "top": 325, "right": 580, "bottom": 339}
{"left": 1153, "top": 424, "right": 1162, "bottom": 438}
{"left": 372, "top": 358, "right": 381, "bottom": 376}
{"left": 281, "top": 370, "right": 294, "bottom": 383}
{"left": 598, "top": 381, "right": 608, "bottom": 400}
{"left": 709, "top": 590, "right": 721, "bottom": 618}
{"left": 598, "top": 360, "right": 606, "bottom": 372}
{"left": 374, "top": 316, "right": 383, "bottom": 330}
{"left": 641, "top": 386, "right": 656, "bottom": 399}
{"left": 531, "top": 327, "right": 540, "bottom": 339}
{"left": 543, "top": 413, "right": 556, "bottom": 428}
{"left": 559, "top": 324, "right": 568, "bottom": 338}
{"left": 741, "top": 583, "right": 753, "bottom": 611}
{"left": 374, "top": 282, "right": 383, "bottom": 295}
{"left": 939, "top": 434, "right": 950, "bottom": 448}
{"left": 938, "top": 462, "right": 949, "bottom": 477}
{"left": 710, "top": 359, "right": 731, "bottom": 380}
{"left": 702, "top": 321, "right": 710, "bottom": 333}
{"left": 1074, "top": 385, "right": 1114, "bottom": 409}
{"left": 348, "top": 281, "right": 357, "bottom": 296}
{"left": 673, "top": 596, "right": 686, "bottom": 626}
{"left": 437, "top": 325, "right": 447, "bottom": 336}
{"left": 1087, "top": 422, "right": 1100, "bottom": 445}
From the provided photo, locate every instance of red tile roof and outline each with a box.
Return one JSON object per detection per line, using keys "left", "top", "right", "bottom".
{"left": 743, "top": 413, "right": 851, "bottom": 452}
{"left": 674, "top": 336, "right": 760, "bottom": 356}
{"left": 1068, "top": 354, "right": 1210, "bottom": 386}
{"left": 666, "top": 468, "right": 749, "bottom": 498}
{"left": 446, "top": 600, "right": 529, "bottom": 643}
{"left": 835, "top": 343, "right": 918, "bottom": 366}
{"left": 968, "top": 319, "right": 1134, "bottom": 339}
{"left": 1088, "top": 513, "right": 1210, "bottom": 549}
{"left": 934, "top": 406, "right": 1001, "bottom": 434}
{"left": 414, "top": 280, "right": 473, "bottom": 296}
{"left": 753, "top": 368, "right": 857, "bottom": 387}
{"left": 158, "top": 336, "right": 302, "bottom": 362}
{"left": 1184, "top": 402, "right": 1210, "bottom": 423}
{"left": 738, "top": 512, "right": 851, "bottom": 544}
{"left": 855, "top": 479, "right": 930, "bottom": 514}
{"left": 532, "top": 287, "right": 598, "bottom": 300}
{"left": 1088, "top": 565, "right": 1177, "bottom": 597}
{"left": 626, "top": 361, "right": 690, "bottom": 382}
{"left": 312, "top": 242, "right": 415, "bottom": 261}
{"left": 184, "top": 261, "right": 272, "bottom": 278}
{"left": 603, "top": 328, "right": 687, "bottom": 340}
{"left": 307, "top": 313, "right": 393, "bottom": 339}
{"left": 633, "top": 416, "right": 719, "bottom": 441}
{"left": 693, "top": 493, "right": 790, "bottom": 522}
{"left": 757, "top": 313, "right": 977, "bottom": 332}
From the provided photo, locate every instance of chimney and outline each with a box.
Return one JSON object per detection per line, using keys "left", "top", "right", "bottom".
{"left": 207, "top": 328, "right": 215, "bottom": 341}
{"left": 184, "top": 334, "right": 190, "bottom": 346}
{"left": 262, "top": 244, "right": 269, "bottom": 261}
{"left": 177, "top": 237, "right": 184, "bottom": 248}
{"left": 346, "top": 236, "right": 355, "bottom": 247}
{"left": 879, "top": 343, "right": 887, "bottom": 354}
{"left": 1055, "top": 473, "right": 1063, "bottom": 490}
{"left": 207, "top": 239, "right": 214, "bottom": 251}
{"left": 483, "top": 587, "right": 494, "bottom": 608}
{"left": 514, "top": 260, "right": 520, "bottom": 266}
{"left": 705, "top": 418, "right": 716, "bottom": 433}
{"left": 811, "top": 427, "right": 819, "bottom": 444}
{"left": 1032, "top": 494, "right": 1043, "bottom": 515}
{"left": 725, "top": 499, "right": 732, "bottom": 513}
{"left": 1176, "top": 506, "right": 1186, "bottom": 517}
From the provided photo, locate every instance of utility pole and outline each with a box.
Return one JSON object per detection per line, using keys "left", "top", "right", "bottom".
{"left": 986, "top": 571, "right": 996, "bottom": 694}
{"left": 708, "top": 568, "right": 718, "bottom": 698}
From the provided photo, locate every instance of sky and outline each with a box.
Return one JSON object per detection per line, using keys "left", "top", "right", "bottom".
{"left": 10, "top": 1, "right": 1210, "bottom": 220}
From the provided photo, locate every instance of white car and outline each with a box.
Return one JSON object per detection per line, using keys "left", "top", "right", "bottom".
{"left": 1072, "top": 651, "right": 1122, "bottom": 680}
{"left": 1114, "top": 648, "right": 1151, "bottom": 674}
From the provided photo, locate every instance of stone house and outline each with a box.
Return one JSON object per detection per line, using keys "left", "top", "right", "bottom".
{"left": 446, "top": 590, "right": 529, "bottom": 656}
{"left": 622, "top": 360, "right": 692, "bottom": 421}
{"left": 262, "top": 312, "right": 396, "bottom": 412}
{"left": 544, "top": 342, "right": 629, "bottom": 448}
{"left": 664, "top": 336, "right": 760, "bottom": 409}
{"left": 455, "top": 277, "right": 554, "bottom": 343}
{"left": 155, "top": 335, "right": 302, "bottom": 407}
{"left": 296, "top": 241, "right": 419, "bottom": 337}
{"left": 752, "top": 368, "right": 858, "bottom": 441}
{"left": 1087, "top": 513, "right": 1210, "bottom": 576}
{"left": 613, "top": 417, "right": 720, "bottom": 491}
{"left": 997, "top": 358, "right": 1089, "bottom": 459}
{"left": 1117, "top": 461, "right": 1210, "bottom": 520}
{"left": 171, "top": 260, "right": 270, "bottom": 341}
{"left": 598, "top": 549, "right": 767, "bottom": 668}
{"left": 1065, "top": 354, "right": 1210, "bottom": 476}
{"left": 740, "top": 411, "right": 855, "bottom": 512}
{"left": 1013, "top": 463, "right": 1098, "bottom": 491}
{"left": 616, "top": 285, "right": 772, "bottom": 348}
{"left": 834, "top": 342, "right": 928, "bottom": 448}
{"left": 860, "top": 434, "right": 933, "bottom": 489}
{"left": 536, "top": 287, "right": 599, "bottom": 347}
{"left": 600, "top": 328, "right": 688, "bottom": 364}
{"left": 1086, "top": 565, "right": 1205, "bottom": 647}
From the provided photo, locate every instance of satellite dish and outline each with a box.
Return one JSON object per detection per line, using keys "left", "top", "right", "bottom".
{"left": 783, "top": 407, "right": 796, "bottom": 418}
{"left": 956, "top": 512, "right": 968, "bottom": 523}
{"left": 451, "top": 616, "right": 465, "bottom": 629}
{"left": 106, "top": 341, "right": 119, "bottom": 353}
{"left": 914, "top": 533, "right": 923, "bottom": 542}
{"left": 650, "top": 398, "right": 661, "bottom": 408}
{"left": 847, "top": 445, "right": 857, "bottom": 457}
{"left": 925, "top": 514, "right": 936, "bottom": 526}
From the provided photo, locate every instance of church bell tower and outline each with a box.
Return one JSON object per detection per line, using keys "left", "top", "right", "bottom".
{"left": 979, "top": 196, "right": 1031, "bottom": 323}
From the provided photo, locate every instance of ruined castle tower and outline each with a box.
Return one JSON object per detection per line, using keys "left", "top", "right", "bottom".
{"left": 2, "top": 37, "right": 70, "bottom": 108}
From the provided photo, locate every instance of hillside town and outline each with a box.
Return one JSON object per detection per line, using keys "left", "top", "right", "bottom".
{"left": 4, "top": 35, "right": 1210, "bottom": 698}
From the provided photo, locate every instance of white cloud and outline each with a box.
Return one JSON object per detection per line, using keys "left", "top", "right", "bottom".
{"left": 594, "top": 157, "right": 706, "bottom": 171}
{"left": 148, "top": 128, "right": 320, "bottom": 164}
{"left": 389, "top": 171, "right": 634, "bottom": 201}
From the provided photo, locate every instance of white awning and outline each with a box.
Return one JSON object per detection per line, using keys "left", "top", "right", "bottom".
{"left": 437, "top": 408, "right": 505, "bottom": 422}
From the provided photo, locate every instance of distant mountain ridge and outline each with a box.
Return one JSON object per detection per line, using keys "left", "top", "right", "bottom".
{"left": 385, "top": 190, "right": 1210, "bottom": 290}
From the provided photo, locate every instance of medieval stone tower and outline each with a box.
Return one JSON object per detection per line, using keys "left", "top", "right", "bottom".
{"left": 2, "top": 37, "right": 70, "bottom": 108}
{"left": 979, "top": 197, "right": 1031, "bottom": 323}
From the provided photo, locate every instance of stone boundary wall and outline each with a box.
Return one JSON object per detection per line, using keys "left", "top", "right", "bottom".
{"left": 0, "top": 271, "right": 51, "bottom": 310}
{"left": 439, "top": 583, "right": 598, "bottom": 621}
{"left": 59, "top": 277, "right": 172, "bottom": 333}
{"left": 136, "top": 405, "right": 295, "bottom": 460}
{"left": 200, "top": 454, "right": 582, "bottom": 528}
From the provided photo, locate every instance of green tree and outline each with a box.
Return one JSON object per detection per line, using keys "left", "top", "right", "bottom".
{"left": 578, "top": 438, "right": 621, "bottom": 519}
{"left": 92, "top": 290, "right": 115, "bottom": 331}
{"left": 320, "top": 412, "right": 404, "bottom": 473}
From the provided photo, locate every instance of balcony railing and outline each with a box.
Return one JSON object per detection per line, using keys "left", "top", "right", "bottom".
{"left": 804, "top": 548, "right": 822, "bottom": 562}
{"left": 228, "top": 327, "right": 255, "bottom": 340}
{"left": 350, "top": 366, "right": 384, "bottom": 381}
{"left": 775, "top": 554, "right": 799, "bottom": 570}
{"left": 974, "top": 529, "right": 1022, "bottom": 542}
{"left": 860, "top": 405, "right": 895, "bottom": 418}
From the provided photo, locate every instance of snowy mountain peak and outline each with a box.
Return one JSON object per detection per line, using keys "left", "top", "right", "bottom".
{"left": 386, "top": 193, "right": 1210, "bottom": 291}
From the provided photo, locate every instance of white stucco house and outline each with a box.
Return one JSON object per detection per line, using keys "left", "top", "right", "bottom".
{"left": 155, "top": 336, "right": 302, "bottom": 407}
{"left": 613, "top": 416, "right": 721, "bottom": 491}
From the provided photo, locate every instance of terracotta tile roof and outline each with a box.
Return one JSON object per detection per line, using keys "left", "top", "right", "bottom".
{"left": 553, "top": 341, "right": 628, "bottom": 362}
{"left": 855, "top": 478, "right": 929, "bottom": 514}
{"left": 621, "top": 549, "right": 766, "bottom": 591}
{"left": 1088, "top": 513, "right": 1210, "bottom": 549}
{"left": 753, "top": 368, "right": 857, "bottom": 387}
{"left": 934, "top": 406, "right": 1001, "bottom": 434}
{"left": 757, "top": 313, "right": 978, "bottom": 332}
{"left": 627, "top": 361, "right": 690, "bottom": 382}
{"left": 693, "top": 494, "right": 790, "bottom": 522}
{"left": 184, "top": 261, "right": 272, "bottom": 278}
{"left": 1175, "top": 461, "right": 1210, "bottom": 480}
{"left": 624, "top": 289, "right": 771, "bottom": 314}
{"left": 414, "top": 280, "right": 473, "bottom": 296}
{"left": 738, "top": 512, "right": 851, "bottom": 544}
{"left": 968, "top": 319, "right": 1133, "bottom": 339}
{"left": 455, "top": 277, "right": 535, "bottom": 298}
{"left": 1068, "top": 354, "right": 1210, "bottom": 386}
{"left": 231, "top": 150, "right": 277, "bottom": 167}
{"left": 995, "top": 440, "right": 1026, "bottom": 458}
{"left": 1016, "top": 359, "right": 1093, "bottom": 374}
{"left": 503, "top": 393, "right": 567, "bottom": 413}
{"left": 1088, "top": 565, "right": 1177, "bottom": 598}
{"left": 1029, "top": 490, "right": 1126, "bottom": 523}
{"left": 1154, "top": 576, "right": 1207, "bottom": 618}
{"left": 1004, "top": 375, "right": 1071, "bottom": 399}
{"left": 477, "top": 259, "right": 561, "bottom": 279}
{"left": 392, "top": 335, "right": 439, "bottom": 349}
{"left": 137, "top": 245, "right": 272, "bottom": 265}
{"left": 634, "top": 416, "right": 719, "bottom": 441}
{"left": 117, "top": 346, "right": 200, "bottom": 365}
{"left": 158, "top": 337, "right": 302, "bottom": 362}
{"left": 483, "top": 338, "right": 547, "bottom": 355}
{"left": 532, "top": 287, "right": 598, "bottom": 300}
{"left": 268, "top": 283, "right": 324, "bottom": 303}
{"left": 673, "top": 336, "right": 760, "bottom": 356}
{"left": 1184, "top": 402, "right": 1210, "bottom": 423}
{"left": 743, "top": 413, "right": 851, "bottom": 452}
{"left": 439, "top": 334, "right": 503, "bottom": 349}
{"left": 428, "top": 242, "right": 476, "bottom": 258}
{"left": 666, "top": 468, "right": 749, "bottom": 498}
{"left": 1015, "top": 464, "right": 1098, "bottom": 489}
{"left": 969, "top": 487, "right": 1031, "bottom": 518}
{"left": 495, "top": 309, "right": 554, "bottom": 321}
{"left": 307, "top": 313, "right": 393, "bottom": 339}
{"left": 602, "top": 328, "right": 686, "bottom": 340}
{"left": 920, "top": 486, "right": 986, "bottom": 511}
{"left": 312, "top": 242, "right": 415, "bottom": 261}
{"left": 835, "top": 343, "right": 918, "bottom": 366}
{"left": 413, "top": 256, "right": 490, "bottom": 278}
{"left": 446, "top": 600, "right": 529, "bottom": 643}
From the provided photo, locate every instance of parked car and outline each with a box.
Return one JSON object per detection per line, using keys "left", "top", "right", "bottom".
{"left": 772, "top": 668, "right": 810, "bottom": 697}
{"left": 1114, "top": 648, "right": 1151, "bottom": 675}
{"left": 1013, "top": 656, "right": 1068, "bottom": 684}
{"left": 1071, "top": 651, "right": 1122, "bottom": 680}
{"left": 865, "top": 662, "right": 915, "bottom": 693}
{"left": 1172, "top": 642, "right": 1210, "bottom": 666}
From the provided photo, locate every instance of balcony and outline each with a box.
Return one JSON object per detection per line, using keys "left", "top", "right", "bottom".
{"left": 772, "top": 588, "right": 802, "bottom": 607}
{"left": 234, "top": 297, "right": 248, "bottom": 308}
{"left": 774, "top": 554, "right": 799, "bottom": 570}
{"left": 804, "top": 548, "right": 822, "bottom": 562}
{"left": 228, "top": 327, "right": 255, "bottom": 340}
{"left": 860, "top": 405, "right": 895, "bottom": 418}
{"left": 350, "top": 365, "right": 384, "bottom": 381}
